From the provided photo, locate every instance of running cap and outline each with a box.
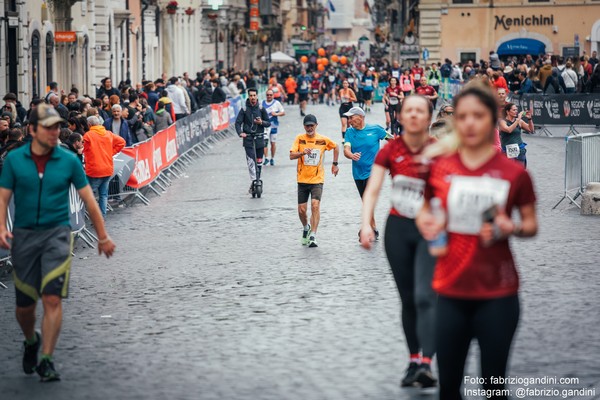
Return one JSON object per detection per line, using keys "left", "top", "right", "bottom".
{"left": 30, "top": 104, "right": 65, "bottom": 127}
{"left": 303, "top": 114, "right": 318, "bottom": 125}
{"left": 344, "top": 107, "right": 366, "bottom": 117}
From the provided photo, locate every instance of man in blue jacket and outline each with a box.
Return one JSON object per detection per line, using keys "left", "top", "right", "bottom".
{"left": 103, "top": 104, "right": 132, "bottom": 146}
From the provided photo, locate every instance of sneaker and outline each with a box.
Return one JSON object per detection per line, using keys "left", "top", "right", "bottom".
{"left": 301, "top": 225, "right": 311, "bottom": 246}
{"left": 37, "top": 358, "right": 60, "bottom": 382}
{"left": 22, "top": 331, "right": 41, "bottom": 375}
{"left": 300, "top": 111, "right": 306, "bottom": 117}
{"left": 401, "top": 362, "right": 420, "bottom": 387}
{"left": 270, "top": 159, "right": 275, "bottom": 166}
{"left": 374, "top": 229, "right": 380, "bottom": 241}
{"left": 308, "top": 235, "right": 318, "bottom": 248}
{"left": 263, "top": 158, "right": 269, "bottom": 166}
{"left": 415, "top": 363, "right": 438, "bottom": 388}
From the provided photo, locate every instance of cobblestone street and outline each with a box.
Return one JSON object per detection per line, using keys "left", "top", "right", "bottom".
{"left": 0, "top": 103, "right": 599, "bottom": 400}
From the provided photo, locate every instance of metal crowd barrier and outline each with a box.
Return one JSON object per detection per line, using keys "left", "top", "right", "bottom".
{"left": 554, "top": 132, "right": 600, "bottom": 209}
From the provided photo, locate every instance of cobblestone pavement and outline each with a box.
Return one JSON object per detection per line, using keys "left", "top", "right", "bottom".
{"left": 0, "top": 103, "right": 599, "bottom": 400}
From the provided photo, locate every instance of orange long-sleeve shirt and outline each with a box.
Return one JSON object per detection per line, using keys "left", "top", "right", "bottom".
{"left": 83, "top": 125, "right": 126, "bottom": 178}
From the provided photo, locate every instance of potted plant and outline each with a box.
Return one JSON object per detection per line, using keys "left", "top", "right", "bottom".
{"left": 166, "top": 1, "right": 178, "bottom": 14}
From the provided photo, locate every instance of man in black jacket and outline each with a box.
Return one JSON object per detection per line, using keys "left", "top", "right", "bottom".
{"left": 235, "top": 88, "right": 271, "bottom": 194}
{"left": 211, "top": 79, "right": 227, "bottom": 104}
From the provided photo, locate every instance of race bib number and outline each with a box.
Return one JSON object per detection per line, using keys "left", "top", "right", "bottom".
{"left": 389, "top": 97, "right": 399, "bottom": 105}
{"left": 365, "top": 79, "right": 373, "bottom": 87}
{"left": 341, "top": 96, "right": 349, "bottom": 103}
{"left": 392, "top": 70, "right": 400, "bottom": 78}
{"left": 348, "top": 78, "right": 355, "bottom": 84}
{"left": 447, "top": 176, "right": 511, "bottom": 234}
{"left": 304, "top": 149, "right": 321, "bottom": 166}
{"left": 414, "top": 74, "right": 421, "bottom": 80}
{"left": 391, "top": 176, "right": 426, "bottom": 219}
{"left": 506, "top": 144, "right": 520, "bottom": 159}
{"left": 272, "top": 87, "right": 279, "bottom": 93}
{"left": 404, "top": 79, "right": 411, "bottom": 86}
{"left": 329, "top": 76, "right": 335, "bottom": 83}
{"left": 301, "top": 81, "right": 308, "bottom": 90}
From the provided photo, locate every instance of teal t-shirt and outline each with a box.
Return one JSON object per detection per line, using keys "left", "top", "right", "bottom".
{"left": 0, "top": 143, "right": 88, "bottom": 229}
{"left": 344, "top": 124, "right": 387, "bottom": 180}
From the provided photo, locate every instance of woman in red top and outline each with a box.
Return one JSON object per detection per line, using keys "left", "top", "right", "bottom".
{"left": 491, "top": 71, "right": 508, "bottom": 91}
{"left": 360, "top": 95, "right": 438, "bottom": 389}
{"left": 417, "top": 83, "right": 538, "bottom": 400}
{"left": 383, "top": 77, "right": 404, "bottom": 134}
{"left": 415, "top": 77, "right": 439, "bottom": 108}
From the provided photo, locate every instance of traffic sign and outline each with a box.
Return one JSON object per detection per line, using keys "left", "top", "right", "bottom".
{"left": 422, "top": 48, "right": 430, "bottom": 61}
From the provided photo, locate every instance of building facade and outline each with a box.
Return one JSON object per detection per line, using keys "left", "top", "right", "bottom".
{"left": 421, "top": 0, "right": 600, "bottom": 64}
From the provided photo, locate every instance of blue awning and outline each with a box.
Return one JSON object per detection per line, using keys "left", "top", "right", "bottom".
{"left": 497, "top": 38, "right": 546, "bottom": 56}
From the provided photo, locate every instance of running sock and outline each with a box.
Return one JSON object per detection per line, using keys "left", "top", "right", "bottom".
{"left": 421, "top": 357, "right": 432, "bottom": 365}
{"left": 41, "top": 354, "right": 53, "bottom": 362}
{"left": 410, "top": 353, "right": 421, "bottom": 364}
{"left": 25, "top": 335, "right": 38, "bottom": 345}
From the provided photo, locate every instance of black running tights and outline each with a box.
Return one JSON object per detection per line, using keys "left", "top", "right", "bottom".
{"left": 437, "top": 295, "right": 520, "bottom": 400}
{"left": 384, "top": 215, "right": 437, "bottom": 359}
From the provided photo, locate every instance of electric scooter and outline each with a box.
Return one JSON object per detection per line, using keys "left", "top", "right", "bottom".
{"left": 250, "top": 133, "right": 263, "bottom": 198}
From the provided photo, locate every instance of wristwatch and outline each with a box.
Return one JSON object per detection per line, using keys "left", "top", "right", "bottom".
{"left": 332, "top": 162, "right": 339, "bottom": 166}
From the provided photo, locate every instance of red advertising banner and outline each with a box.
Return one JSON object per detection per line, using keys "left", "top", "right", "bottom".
{"left": 211, "top": 101, "right": 230, "bottom": 132}
{"left": 123, "top": 124, "right": 180, "bottom": 189}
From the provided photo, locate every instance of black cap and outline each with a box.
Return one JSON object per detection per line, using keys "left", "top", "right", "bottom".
{"left": 303, "top": 114, "right": 318, "bottom": 125}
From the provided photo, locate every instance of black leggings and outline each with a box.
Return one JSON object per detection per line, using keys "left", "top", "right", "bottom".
{"left": 437, "top": 295, "right": 520, "bottom": 400}
{"left": 384, "top": 215, "right": 437, "bottom": 358}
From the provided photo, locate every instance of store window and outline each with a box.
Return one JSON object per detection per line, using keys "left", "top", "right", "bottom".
{"left": 460, "top": 52, "right": 476, "bottom": 65}
{"left": 31, "top": 31, "right": 41, "bottom": 99}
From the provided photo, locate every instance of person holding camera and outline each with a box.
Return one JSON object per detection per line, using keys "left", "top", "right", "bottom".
{"left": 498, "top": 103, "right": 534, "bottom": 168}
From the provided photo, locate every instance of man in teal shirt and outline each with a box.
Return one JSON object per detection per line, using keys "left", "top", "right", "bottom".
{"left": 343, "top": 107, "right": 389, "bottom": 240}
{"left": 0, "top": 104, "right": 117, "bottom": 382}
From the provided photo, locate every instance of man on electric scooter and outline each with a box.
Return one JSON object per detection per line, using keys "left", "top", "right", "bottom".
{"left": 235, "top": 88, "right": 271, "bottom": 196}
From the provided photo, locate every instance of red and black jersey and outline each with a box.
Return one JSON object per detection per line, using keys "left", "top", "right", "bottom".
{"left": 426, "top": 152, "right": 536, "bottom": 299}
{"left": 374, "top": 136, "right": 435, "bottom": 219}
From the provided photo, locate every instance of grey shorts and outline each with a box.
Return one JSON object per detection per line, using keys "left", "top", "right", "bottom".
{"left": 11, "top": 226, "right": 73, "bottom": 307}
{"left": 298, "top": 183, "right": 323, "bottom": 204}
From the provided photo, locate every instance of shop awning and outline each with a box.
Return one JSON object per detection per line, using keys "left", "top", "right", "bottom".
{"left": 497, "top": 38, "right": 546, "bottom": 56}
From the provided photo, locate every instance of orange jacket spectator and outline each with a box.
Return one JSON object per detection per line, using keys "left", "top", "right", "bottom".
{"left": 285, "top": 77, "right": 297, "bottom": 95}
{"left": 83, "top": 123, "right": 126, "bottom": 178}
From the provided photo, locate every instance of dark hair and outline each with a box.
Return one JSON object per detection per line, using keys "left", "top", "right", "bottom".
{"left": 247, "top": 88, "right": 258, "bottom": 95}
{"left": 129, "top": 93, "right": 139, "bottom": 103}
{"left": 503, "top": 102, "right": 517, "bottom": 115}
{"left": 160, "top": 90, "right": 168, "bottom": 98}
{"left": 68, "top": 132, "right": 82, "bottom": 143}
{"left": 400, "top": 94, "right": 434, "bottom": 117}
{"left": 49, "top": 82, "right": 58, "bottom": 90}
{"left": 157, "top": 100, "right": 165, "bottom": 110}
{"left": 452, "top": 82, "right": 499, "bottom": 127}
{"left": 389, "top": 77, "right": 399, "bottom": 85}
{"left": 60, "top": 128, "right": 73, "bottom": 143}
{"left": 169, "top": 77, "right": 178, "bottom": 85}
{"left": 8, "top": 128, "right": 23, "bottom": 141}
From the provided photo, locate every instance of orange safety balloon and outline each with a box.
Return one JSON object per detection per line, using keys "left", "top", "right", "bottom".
{"left": 331, "top": 55, "right": 339, "bottom": 63}
{"left": 321, "top": 58, "right": 329, "bottom": 66}
{"left": 340, "top": 56, "right": 348, "bottom": 65}
{"left": 316, "top": 58, "right": 323, "bottom": 64}
{"left": 300, "top": 55, "right": 308, "bottom": 63}
{"left": 317, "top": 64, "right": 325, "bottom": 71}
{"left": 318, "top": 48, "right": 326, "bottom": 57}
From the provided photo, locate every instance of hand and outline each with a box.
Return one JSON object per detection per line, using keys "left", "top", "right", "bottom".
{"left": 303, "top": 148, "right": 312, "bottom": 155}
{"left": 332, "top": 164, "right": 339, "bottom": 176}
{"left": 255, "top": 118, "right": 263, "bottom": 125}
{"left": 351, "top": 152, "right": 361, "bottom": 161}
{"left": 516, "top": 113, "right": 522, "bottom": 122}
{"left": 479, "top": 207, "right": 514, "bottom": 244}
{"left": 526, "top": 110, "right": 532, "bottom": 119}
{"left": 98, "top": 238, "right": 116, "bottom": 258}
{"left": 240, "top": 133, "right": 247, "bottom": 138}
{"left": 0, "top": 229, "right": 13, "bottom": 249}
{"left": 416, "top": 210, "right": 444, "bottom": 241}
{"left": 359, "top": 225, "right": 375, "bottom": 250}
